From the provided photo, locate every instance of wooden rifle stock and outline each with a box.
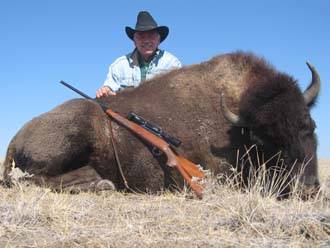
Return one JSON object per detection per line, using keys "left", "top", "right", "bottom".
{"left": 106, "top": 109, "right": 205, "bottom": 197}
{"left": 60, "top": 81, "right": 205, "bottom": 197}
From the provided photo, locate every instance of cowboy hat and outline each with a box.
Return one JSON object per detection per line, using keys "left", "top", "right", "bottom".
{"left": 125, "top": 11, "right": 169, "bottom": 43}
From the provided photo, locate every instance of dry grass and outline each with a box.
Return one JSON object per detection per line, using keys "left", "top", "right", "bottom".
{"left": 1, "top": 160, "right": 330, "bottom": 247}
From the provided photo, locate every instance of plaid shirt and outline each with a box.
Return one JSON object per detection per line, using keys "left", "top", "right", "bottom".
{"left": 103, "top": 49, "right": 181, "bottom": 92}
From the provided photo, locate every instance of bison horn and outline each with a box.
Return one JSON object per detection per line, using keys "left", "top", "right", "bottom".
{"left": 221, "top": 92, "right": 247, "bottom": 127}
{"left": 303, "top": 61, "right": 321, "bottom": 105}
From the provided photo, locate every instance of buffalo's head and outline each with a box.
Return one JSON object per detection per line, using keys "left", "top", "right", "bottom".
{"left": 221, "top": 62, "right": 321, "bottom": 197}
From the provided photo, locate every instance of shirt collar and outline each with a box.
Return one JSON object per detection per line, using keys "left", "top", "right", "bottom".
{"left": 127, "top": 49, "right": 161, "bottom": 68}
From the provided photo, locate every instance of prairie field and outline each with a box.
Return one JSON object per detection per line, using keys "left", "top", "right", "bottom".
{"left": 0, "top": 159, "right": 330, "bottom": 247}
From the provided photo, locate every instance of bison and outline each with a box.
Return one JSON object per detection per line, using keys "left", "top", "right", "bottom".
{"left": 1, "top": 51, "right": 321, "bottom": 198}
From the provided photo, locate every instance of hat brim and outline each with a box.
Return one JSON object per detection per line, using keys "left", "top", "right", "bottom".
{"left": 125, "top": 26, "right": 169, "bottom": 43}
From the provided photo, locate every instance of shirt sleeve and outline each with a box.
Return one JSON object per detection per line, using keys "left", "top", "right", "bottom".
{"left": 164, "top": 51, "right": 182, "bottom": 69}
{"left": 103, "top": 64, "right": 121, "bottom": 92}
{"left": 172, "top": 57, "right": 182, "bottom": 68}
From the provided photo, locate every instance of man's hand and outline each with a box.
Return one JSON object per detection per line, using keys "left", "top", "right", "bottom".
{"left": 96, "top": 86, "right": 116, "bottom": 98}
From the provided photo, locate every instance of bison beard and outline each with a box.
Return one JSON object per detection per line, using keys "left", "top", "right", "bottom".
{"left": 2, "top": 51, "right": 321, "bottom": 199}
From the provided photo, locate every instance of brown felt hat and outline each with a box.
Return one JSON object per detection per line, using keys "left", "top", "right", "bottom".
{"left": 125, "top": 11, "right": 169, "bottom": 43}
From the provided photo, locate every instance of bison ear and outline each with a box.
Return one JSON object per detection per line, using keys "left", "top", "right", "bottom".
{"left": 221, "top": 92, "right": 247, "bottom": 127}
{"left": 303, "top": 61, "right": 321, "bottom": 107}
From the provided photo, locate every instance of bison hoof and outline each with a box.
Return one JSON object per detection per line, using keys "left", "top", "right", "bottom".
{"left": 95, "top": 179, "right": 116, "bottom": 192}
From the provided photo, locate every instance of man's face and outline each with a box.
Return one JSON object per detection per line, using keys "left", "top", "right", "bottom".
{"left": 133, "top": 30, "right": 160, "bottom": 61}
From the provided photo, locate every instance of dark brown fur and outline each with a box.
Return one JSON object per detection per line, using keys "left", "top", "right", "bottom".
{"left": 3, "top": 51, "right": 320, "bottom": 196}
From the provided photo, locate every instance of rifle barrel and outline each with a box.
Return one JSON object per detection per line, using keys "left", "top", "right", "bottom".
{"left": 60, "top": 81, "right": 94, "bottom": 100}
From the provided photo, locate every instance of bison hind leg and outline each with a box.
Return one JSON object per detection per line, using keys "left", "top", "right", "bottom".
{"left": 33, "top": 165, "right": 116, "bottom": 193}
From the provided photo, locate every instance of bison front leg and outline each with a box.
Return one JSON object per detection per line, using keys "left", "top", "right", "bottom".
{"left": 33, "top": 166, "right": 116, "bottom": 193}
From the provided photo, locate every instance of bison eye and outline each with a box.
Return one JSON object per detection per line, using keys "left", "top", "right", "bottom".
{"left": 301, "top": 118, "right": 316, "bottom": 137}
{"left": 306, "top": 119, "right": 316, "bottom": 133}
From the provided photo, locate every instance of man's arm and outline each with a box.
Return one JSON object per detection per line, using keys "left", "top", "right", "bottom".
{"left": 96, "top": 64, "right": 120, "bottom": 98}
{"left": 96, "top": 56, "right": 127, "bottom": 98}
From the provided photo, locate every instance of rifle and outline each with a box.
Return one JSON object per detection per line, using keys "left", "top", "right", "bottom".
{"left": 60, "top": 81, "right": 205, "bottom": 198}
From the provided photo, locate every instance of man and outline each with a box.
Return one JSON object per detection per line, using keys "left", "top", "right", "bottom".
{"left": 96, "top": 11, "right": 182, "bottom": 98}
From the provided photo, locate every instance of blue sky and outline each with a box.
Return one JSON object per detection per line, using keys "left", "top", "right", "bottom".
{"left": 0, "top": 1, "right": 329, "bottom": 158}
